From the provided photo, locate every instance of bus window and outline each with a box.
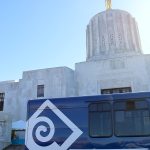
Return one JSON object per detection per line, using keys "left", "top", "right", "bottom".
{"left": 89, "top": 102, "right": 112, "bottom": 137}
{"left": 114, "top": 100, "right": 150, "bottom": 137}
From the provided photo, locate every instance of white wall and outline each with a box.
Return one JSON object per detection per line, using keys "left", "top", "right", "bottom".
{"left": 0, "top": 112, "right": 11, "bottom": 150}
{"left": 0, "top": 67, "right": 75, "bottom": 121}
{"left": 18, "top": 67, "right": 75, "bottom": 121}
{"left": 75, "top": 54, "right": 150, "bottom": 96}
{"left": 0, "top": 81, "right": 19, "bottom": 121}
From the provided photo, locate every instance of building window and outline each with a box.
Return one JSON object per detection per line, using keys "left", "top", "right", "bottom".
{"left": 0, "top": 93, "right": 5, "bottom": 111}
{"left": 89, "top": 102, "right": 112, "bottom": 137}
{"left": 101, "top": 87, "right": 132, "bottom": 94}
{"left": 0, "top": 121, "right": 5, "bottom": 136}
{"left": 114, "top": 100, "right": 150, "bottom": 136}
{"left": 37, "top": 85, "right": 44, "bottom": 97}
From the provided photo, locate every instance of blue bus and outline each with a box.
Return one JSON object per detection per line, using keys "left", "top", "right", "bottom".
{"left": 25, "top": 92, "right": 150, "bottom": 150}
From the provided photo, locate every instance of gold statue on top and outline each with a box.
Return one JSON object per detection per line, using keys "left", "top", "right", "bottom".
{"left": 105, "top": 0, "right": 112, "bottom": 10}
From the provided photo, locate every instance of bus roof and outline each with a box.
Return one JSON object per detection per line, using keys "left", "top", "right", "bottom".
{"left": 28, "top": 91, "right": 150, "bottom": 105}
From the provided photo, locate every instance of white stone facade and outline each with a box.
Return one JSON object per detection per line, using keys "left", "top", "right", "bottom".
{"left": 0, "top": 9, "right": 150, "bottom": 147}
{"left": 0, "top": 112, "right": 11, "bottom": 149}
{"left": 1, "top": 67, "right": 76, "bottom": 120}
{"left": 76, "top": 54, "right": 150, "bottom": 96}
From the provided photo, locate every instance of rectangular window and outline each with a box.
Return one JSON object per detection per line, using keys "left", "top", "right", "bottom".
{"left": 0, "top": 93, "right": 5, "bottom": 111}
{"left": 101, "top": 87, "right": 132, "bottom": 94}
{"left": 0, "top": 121, "right": 5, "bottom": 136}
{"left": 89, "top": 102, "right": 112, "bottom": 137}
{"left": 114, "top": 100, "right": 150, "bottom": 136}
{"left": 37, "top": 85, "right": 44, "bottom": 97}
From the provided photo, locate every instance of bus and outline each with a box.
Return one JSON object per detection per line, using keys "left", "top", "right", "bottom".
{"left": 25, "top": 92, "right": 150, "bottom": 150}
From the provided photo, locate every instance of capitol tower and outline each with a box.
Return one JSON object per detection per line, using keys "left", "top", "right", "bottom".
{"left": 75, "top": 0, "right": 150, "bottom": 95}
{"left": 86, "top": 8, "right": 142, "bottom": 61}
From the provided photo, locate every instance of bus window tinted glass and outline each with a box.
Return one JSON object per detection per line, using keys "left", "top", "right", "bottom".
{"left": 89, "top": 102, "right": 112, "bottom": 137}
{"left": 114, "top": 100, "right": 150, "bottom": 136}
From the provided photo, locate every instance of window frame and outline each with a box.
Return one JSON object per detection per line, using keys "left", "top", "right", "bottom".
{"left": 101, "top": 87, "right": 132, "bottom": 94}
{"left": 88, "top": 102, "right": 113, "bottom": 138}
{"left": 37, "top": 85, "right": 44, "bottom": 98}
{"left": 0, "top": 93, "right": 5, "bottom": 111}
{"left": 0, "top": 121, "right": 5, "bottom": 136}
{"left": 113, "top": 99, "right": 150, "bottom": 137}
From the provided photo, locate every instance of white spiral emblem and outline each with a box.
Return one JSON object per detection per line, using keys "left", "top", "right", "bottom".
{"left": 32, "top": 117, "right": 55, "bottom": 144}
{"left": 25, "top": 100, "right": 83, "bottom": 150}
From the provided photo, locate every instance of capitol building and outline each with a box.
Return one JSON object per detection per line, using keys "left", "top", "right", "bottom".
{"left": 0, "top": 2, "right": 150, "bottom": 148}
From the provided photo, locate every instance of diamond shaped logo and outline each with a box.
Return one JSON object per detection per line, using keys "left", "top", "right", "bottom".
{"left": 25, "top": 100, "right": 83, "bottom": 150}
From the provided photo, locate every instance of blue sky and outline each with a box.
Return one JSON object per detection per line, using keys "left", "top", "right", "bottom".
{"left": 0, "top": 0, "right": 150, "bottom": 81}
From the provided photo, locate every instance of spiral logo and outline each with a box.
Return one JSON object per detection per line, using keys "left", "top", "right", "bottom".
{"left": 25, "top": 100, "right": 83, "bottom": 150}
{"left": 32, "top": 117, "right": 55, "bottom": 146}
